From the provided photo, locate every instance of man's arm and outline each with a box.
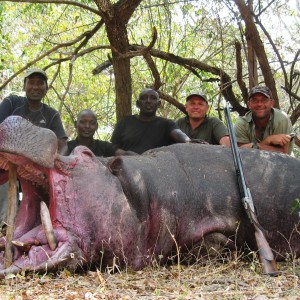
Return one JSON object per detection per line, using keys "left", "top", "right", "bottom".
{"left": 0, "top": 97, "right": 13, "bottom": 123}
{"left": 219, "top": 136, "right": 230, "bottom": 147}
{"left": 238, "top": 134, "right": 291, "bottom": 153}
{"left": 110, "top": 121, "right": 123, "bottom": 149}
{"left": 57, "top": 138, "right": 68, "bottom": 155}
{"left": 259, "top": 134, "right": 291, "bottom": 153}
{"left": 115, "top": 149, "right": 138, "bottom": 156}
{"left": 170, "top": 129, "right": 191, "bottom": 143}
{"left": 49, "top": 113, "right": 68, "bottom": 155}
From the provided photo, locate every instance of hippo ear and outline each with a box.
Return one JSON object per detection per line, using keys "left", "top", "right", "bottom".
{"left": 107, "top": 156, "right": 123, "bottom": 176}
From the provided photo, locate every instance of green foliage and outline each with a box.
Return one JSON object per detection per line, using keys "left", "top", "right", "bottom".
{"left": 291, "top": 198, "right": 300, "bottom": 214}
{"left": 0, "top": 0, "right": 299, "bottom": 143}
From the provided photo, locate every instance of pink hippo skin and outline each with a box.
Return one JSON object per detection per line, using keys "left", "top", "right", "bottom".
{"left": 0, "top": 116, "right": 299, "bottom": 277}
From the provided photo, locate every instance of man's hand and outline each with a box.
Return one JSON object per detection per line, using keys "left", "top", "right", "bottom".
{"left": 188, "top": 138, "right": 208, "bottom": 144}
{"left": 238, "top": 134, "right": 292, "bottom": 154}
{"left": 261, "top": 134, "right": 291, "bottom": 147}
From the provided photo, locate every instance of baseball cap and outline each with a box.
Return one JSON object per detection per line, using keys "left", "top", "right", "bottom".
{"left": 186, "top": 92, "right": 208, "bottom": 103}
{"left": 24, "top": 68, "right": 48, "bottom": 80}
{"left": 249, "top": 86, "right": 272, "bottom": 99}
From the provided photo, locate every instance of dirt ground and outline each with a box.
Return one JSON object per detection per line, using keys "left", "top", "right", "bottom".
{"left": 0, "top": 259, "right": 299, "bottom": 300}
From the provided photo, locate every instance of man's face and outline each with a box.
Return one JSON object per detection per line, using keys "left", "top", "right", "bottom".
{"left": 24, "top": 74, "right": 48, "bottom": 102}
{"left": 137, "top": 89, "right": 160, "bottom": 116}
{"left": 185, "top": 96, "right": 209, "bottom": 120}
{"left": 247, "top": 93, "right": 274, "bottom": 119}
{"left": 76, "top": 112, "right": 98, "bottom": 139}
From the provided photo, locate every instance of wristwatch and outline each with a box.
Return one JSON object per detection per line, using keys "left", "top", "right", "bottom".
{"left": 252, "top": 142, "right": 259, "bottom": 149}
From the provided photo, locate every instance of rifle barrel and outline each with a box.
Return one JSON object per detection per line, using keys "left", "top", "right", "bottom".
{"left": 224, "top": 102, "right": 277, "bottom": 276}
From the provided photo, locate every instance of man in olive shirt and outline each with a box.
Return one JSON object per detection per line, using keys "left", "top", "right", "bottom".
{"left": 234, "top": 86, "right": 293, "bottom": 154}
{"left": 176, "top": 92, "right": 230, "bottom": 146}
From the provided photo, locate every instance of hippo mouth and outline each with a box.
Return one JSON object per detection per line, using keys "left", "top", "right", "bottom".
{"left": 0, "top": 151, "right": 84, "bottom": 277}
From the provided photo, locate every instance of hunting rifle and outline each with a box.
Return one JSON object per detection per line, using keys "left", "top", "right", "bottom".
{"left": 224, "top": 101, "right": 278, "bottom": 276}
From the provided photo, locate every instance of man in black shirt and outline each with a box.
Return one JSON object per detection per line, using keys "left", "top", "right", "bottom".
{"left": 67, "top": 109, "right": 134, "bottom": 156}
{"left": 111, "top": 88, "right": 191, "bottom": 154}
{"left": 0, "top": 68, "right": 68, "bottom": 228}
{"left": 0, "top": 68, "right": 68, "bottom": 154}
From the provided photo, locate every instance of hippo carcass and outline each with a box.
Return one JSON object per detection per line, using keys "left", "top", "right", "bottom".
{"left": 0, "top": 116, "right": 299, "bottom": 276}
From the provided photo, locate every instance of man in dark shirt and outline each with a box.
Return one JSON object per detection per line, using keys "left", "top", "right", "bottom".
{"left": 67, "top": 109, "right": 135, "bottom": 156}
{"left": 111, "top": 88, "right": 191, "bottom": 154}
{"left": 0, "top": 68, "right": 68, "bottom": 228}
{"left": 0, "top": 68, "right": 68, "bottom": 154}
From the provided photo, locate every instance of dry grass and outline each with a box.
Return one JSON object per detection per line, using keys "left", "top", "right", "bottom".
{"left": 0, "top": 255, "right": 299, "bottom": 300}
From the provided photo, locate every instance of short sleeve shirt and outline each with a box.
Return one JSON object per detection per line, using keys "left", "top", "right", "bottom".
{"left": 234, "top": 108, "right": 293, "bottom": 153}
{"left": 111, "top": 115, "right": 178, "bottom": 154}
{"left": 176, "top": 116, "right": 228, "bottom": 145}
{"left": 67, "top": 138, "right": 117, "bottom": 157}
{"left": 0, "top": 95, "right": 67, "bottom": 139}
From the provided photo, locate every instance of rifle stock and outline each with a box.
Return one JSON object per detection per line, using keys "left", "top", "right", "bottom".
{"left": 224, "top": 102, "right": 277, "bottom": 276}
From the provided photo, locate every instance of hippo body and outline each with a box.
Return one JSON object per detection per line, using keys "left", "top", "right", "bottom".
{"left": 0, "top": 116, "right": 299, "bottom": 276}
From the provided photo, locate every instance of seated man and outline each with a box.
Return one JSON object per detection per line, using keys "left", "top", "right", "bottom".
{"left": 111, "top": 88, "right": 191, "bottom": 154}
{"left": 67, "top": 109, "right": 135, "bottom": 156}
{"left": 234, "top": 85, "right": 293, "bottom": 154}
{"left": 176, "top": 91, "right": 230, "bottom": 146}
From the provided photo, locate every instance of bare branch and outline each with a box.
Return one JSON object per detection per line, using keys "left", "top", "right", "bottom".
{"left": 253, "top": 14, "right": 289, "bottom": 90}
{"left": 235, "top": 40, "right": 248, "bottom": 104}
{"left": 113, "top": 27, "right": 158, "bottom": 59}
{"left": 58, "top": 62, "right": 74, "bottom": 114}
{"left": 0, "top": 30, "right": 96, "bottom": 90}
{"left": 158, "top": 90, "right": 186, "bottom": 114}
{"left": 73, "top": 20, "right": 104, "bottom": 56}
{"left": 130, "top": 45, "right": 248, "bottom": 115}
{"left": 92, "top": 61, "right": 113, "bottom": 75}
{"left": 144, "top": 53, "right": 162, "bottom": 91}
{"left": 234, "top": 0, "right": 279, "bottom": 108}
{"left": 4, "top": 0, "right": 101, "bottom": 15}
{"left": 290, "top": 103, "right": 300, "bottom": 125}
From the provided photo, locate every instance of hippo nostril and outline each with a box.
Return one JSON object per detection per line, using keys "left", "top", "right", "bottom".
{"left": 40, "top": 201, "right": 57, "bottom": 251}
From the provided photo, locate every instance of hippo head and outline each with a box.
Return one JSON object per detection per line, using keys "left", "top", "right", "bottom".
{"left": 0, "top": 116, "right": 141, "bottom": 277}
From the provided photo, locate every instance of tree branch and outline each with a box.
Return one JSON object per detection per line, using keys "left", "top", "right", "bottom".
{"left": 5, "top": 0, "right": 101, "bottom": 15}
{"left": 234, "top": 0, "right": 279, "bottom": 107}
{"left": 235, "top": 40, "right": 248, "bottom": 104}
{"left": 158, "top": 90, "right": 186, "bottom": 114}
{"left": 0, "top": 29, "right": 97, "bottom": 90}
{"left": 130, "top": 45, "right": 248, "bottom": 115}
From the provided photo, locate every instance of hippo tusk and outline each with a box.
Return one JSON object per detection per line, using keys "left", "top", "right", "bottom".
{"left": 12, "top": 240, "right": 41, "bottom": 253}
{"left": 40, "top": 201, "right": 57, "bottom": 251}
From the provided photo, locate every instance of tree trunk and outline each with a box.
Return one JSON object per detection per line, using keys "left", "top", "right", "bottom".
{"left": 234, "top": 0, "right": 279, "bottom": 108}
{"left": 106, "top": 22, "right": 132, "bottom": 121}
{"left": 94, "top": 0, "right": 143, "bottom": 121}
{"left": 246, "top": 0, "right": 258, "bottom": 88}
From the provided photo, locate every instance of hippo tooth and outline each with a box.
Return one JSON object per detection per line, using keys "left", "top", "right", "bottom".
{"left": 40, "top": 201, "right": 57, "bottom": 251}
{"left": 12, "top": 240, "right": 40, "bottom": 253}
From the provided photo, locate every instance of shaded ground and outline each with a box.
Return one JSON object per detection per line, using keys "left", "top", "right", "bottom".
{"left": 0, "top": 259, "right": 299, "bottom": 299}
